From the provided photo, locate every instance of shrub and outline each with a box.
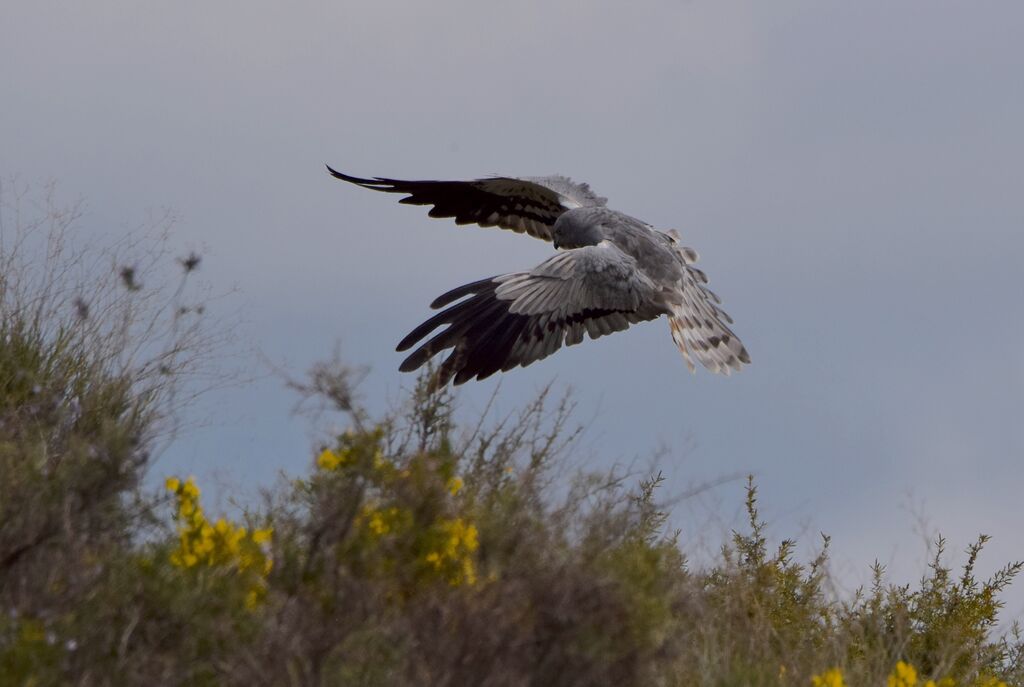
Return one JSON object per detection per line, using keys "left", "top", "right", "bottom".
{"left": 0, "top": 188, "right": 1021, "bottom": 686}
{"left": 0, "top": 182, "right": 222, "bottom": 683}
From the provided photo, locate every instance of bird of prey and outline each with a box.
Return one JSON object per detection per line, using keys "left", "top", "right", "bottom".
{"left": 327, "top": 166, "right": 749, "bottom": 388}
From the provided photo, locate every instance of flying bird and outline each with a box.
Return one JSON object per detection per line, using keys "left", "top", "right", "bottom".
{"left": 327, "top": 166, "right": 749, "bottom": 388}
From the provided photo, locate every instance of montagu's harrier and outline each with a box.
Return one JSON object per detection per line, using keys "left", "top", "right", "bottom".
{"left": 328, "top": 166, "right": 749, "bottom": 388}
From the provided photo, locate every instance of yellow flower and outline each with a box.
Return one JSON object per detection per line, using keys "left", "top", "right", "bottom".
{"left": 423, "top": 518, "right": 480, "bottom": 586}
{"left": 244, "top": 587, "right": 267, "bottom": 609}
{"left": 367, "top": 511, "right": 389, "bottom": 536}
{"left": 181, "top": 478, "right": 200, "bottom": 500}
{"left": 317, "top": 448, "right": 342, "bottom": 470}
{"left": 463, "top": 523, "right": 478, "bottom": 551}
{"left": 811, "top": 667, "right": 845, "bottom": 687}
{"left": 166, "top": 475, "right": 273, "bottom": 608}
{"left": 461, "top": 557, "right": 477, "bottom": 586}
{"left": 444, "top": 518, "right": 478, "bottom": 553}
{"left": 888, "top": 662, "right": 918, "bottom": 687}
{"left": 447, "top": 476, "right": 464, "bottom": 496}
{"left": 165, "top": 476, "right": 181, "bottom": 492}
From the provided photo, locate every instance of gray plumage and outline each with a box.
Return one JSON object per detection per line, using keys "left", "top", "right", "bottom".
{"left": 327, "top": 166, "right": 749, "bottom": 388}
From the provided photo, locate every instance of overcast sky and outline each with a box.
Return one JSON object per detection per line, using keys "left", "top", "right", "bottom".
{"left": 3, "top": 1, "right": 1023, "bottom": 611}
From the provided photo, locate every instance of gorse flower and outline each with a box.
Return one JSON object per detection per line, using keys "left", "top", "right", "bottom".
{"left": 811, "top": 667, "right": 845, "bottom": 687}
{"left": 811, "top": 662, "right": 981, "bottom": 687}
{"left": 884, "top": 661, "right": 956, "bottom": 687}
{"left": 166, "top": 476, "right": 273, "bottom": 607}
{"left": 888, "top": 661, "right": 918, "bottom": 687}
{"left": 359, "top": 505, "right": 405, "bottom": 538}
{"left": 422, "top": 517, "right": 479, "bottom": 586}
{"left": 315, "top": 427, "right": 388, "bottom": 473}
{"left": 313, "top": 425, "right": 480, "bottom": 588}
{"left": 354, "top": 501, "right": 479, "bottom": 587}
{"left": 317, "top": 448, "right": 347, "bottom": 471}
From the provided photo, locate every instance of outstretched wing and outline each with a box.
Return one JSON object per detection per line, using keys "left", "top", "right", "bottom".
{"left": 664, "top": 231, "right": 751, "bottom": 375}
{"left": 326, "top": 166, "right": 606, "bottom": 242}
{"left": 397, "top": 242, "right": 665, "bottom": 388}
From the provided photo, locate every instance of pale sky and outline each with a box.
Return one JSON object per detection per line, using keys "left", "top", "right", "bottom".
{"left": 3, "top": 1, "right": 1023, "bottom": 613}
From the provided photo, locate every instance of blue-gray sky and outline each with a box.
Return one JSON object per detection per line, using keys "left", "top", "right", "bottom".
{"left": 3, "top": 1, "right": 1022, "bottom": 610}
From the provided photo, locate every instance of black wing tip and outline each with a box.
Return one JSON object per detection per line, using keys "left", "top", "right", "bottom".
{"left": 325, "top": 164, "right": 353, "bottom": 180}
{"left": 398, "top": 353, "right": 423, "bottom": 372}
{"left": 395, "top": 333, "right": 420, "bottom": 353}
{"left": 395, "top": 280, "right": 526, "bottom": 388}
{"left": 325, "top": 165, "right": 392, "bottom": 189}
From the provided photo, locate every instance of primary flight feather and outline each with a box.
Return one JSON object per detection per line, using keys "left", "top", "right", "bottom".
{"left": 327, "top": 165, "right": 750, "bottom": 388}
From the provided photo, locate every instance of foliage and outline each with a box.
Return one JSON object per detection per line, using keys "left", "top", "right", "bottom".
{"left": 4, "top": 362, "right": 1022, "bottom": 686}
{"left": 1, "top": 188, "right": 1022, "bottom": 685}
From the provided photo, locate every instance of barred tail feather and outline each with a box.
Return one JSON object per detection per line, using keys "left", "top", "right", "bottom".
{"left": 667, "top": 303, "right": 750, "bottom": 376}
{"left": 669, "top": 314, "right": 697, "bottom": 373}
{"left": 663, "top": 229, "right": 750, "bottom": 375}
